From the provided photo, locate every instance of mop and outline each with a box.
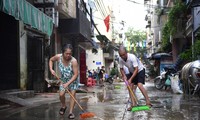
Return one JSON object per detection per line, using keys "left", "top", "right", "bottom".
{"left": 55, "top": 75, "right": 95, "bottom": 119}
{"left": 123, "top": 79, "right": 150, "bottom": 112}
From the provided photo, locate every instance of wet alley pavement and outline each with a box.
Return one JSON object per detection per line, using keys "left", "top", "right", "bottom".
{"left": 0, "top": 80, "right": 200, "bottom": 120}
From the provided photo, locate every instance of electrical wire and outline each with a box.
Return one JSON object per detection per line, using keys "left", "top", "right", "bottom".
{"left": 126, "top": 0, "right": 172, "bottom": 8}
{"left": 95, "top": 0, "right": 106, "bottom": 17}
{"left": 99, "top": 0, "right": 108, "bottom": 16}
{"left": 95, "top": 0, "right": 107, "bottom": 18}
{"left": 96, "top": 0, "right": 106, "bottom": 17}
{"left": 80, "top": 0, "right": 105, "bottom": 40}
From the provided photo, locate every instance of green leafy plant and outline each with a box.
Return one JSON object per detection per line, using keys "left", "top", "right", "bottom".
{"left": 161, "top": 2, "right": 186, "bottom": 52}
{"left": 167, "top": 2, "right": 186, "bottom": 35}
{"left": 125, "top": 27, "right": 147, "bottom": 56}
{"left": 180, "top": 39, "right": 200, "bottom": 61}
{"left": 155, "top": 7, "right": 163, "bottom": 24}
{"left": 161, "top": 23, "right": 171, "bottom": 52}
{"left": 110, "top": 67, "right": 119, "bottom": 76}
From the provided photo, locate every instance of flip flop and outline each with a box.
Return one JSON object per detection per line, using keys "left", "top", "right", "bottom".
{"left": 59, "top": 107, "right": 67, "bottom": 115}
{"left": 68, "top": 113, "right": 75, "bottom": 119}
{"left": 127, "top": 106, "right": 133, "bottom": 111}
{"left": 146, "top": 103, "right": 153, "bottom": 108}
{"left": 127, "top": 105, "right": 137, "bottom": 111}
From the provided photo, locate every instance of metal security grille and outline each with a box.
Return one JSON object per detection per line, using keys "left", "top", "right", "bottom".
{"left": 27, "top": 36, "right": 45, "bottom": 92}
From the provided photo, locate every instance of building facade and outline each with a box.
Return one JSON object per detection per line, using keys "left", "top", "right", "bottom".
{"left": 0, "top": 0, "right": 95, "bottom": 92}
{"left": 144, "top": 0, "right": 200, "bottom": 73}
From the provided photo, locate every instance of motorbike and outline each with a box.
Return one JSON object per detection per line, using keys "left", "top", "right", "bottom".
{"left": 104, "top": 74, "right": 115, "bottom": 84}
{"left": 154, "top": 66, "right": 177, "bottom": 90}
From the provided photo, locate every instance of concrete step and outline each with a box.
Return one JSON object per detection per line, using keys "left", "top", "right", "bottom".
{"left": 0, "top": 94, "right": 32, "bottom": 106}
{"left": 0, "top": 89, "right": 21, "bottom": 94}
{"left": 0, "top": 90, "right": 35, "bottom": 111}
{"left": 0, "top": 104, "right": 11, "bottom": 111}
{"left": 6, "top": 90, "right": 34, "bottom": 99}
{"left": 0, "top": 97, "right": 23, "bottom": 113}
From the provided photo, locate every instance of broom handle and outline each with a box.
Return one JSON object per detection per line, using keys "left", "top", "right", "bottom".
{"left": 55, "top": 75, "right": 84, "bottom": 111}
{"left": 124, "top": 80, "right": 138, "bottom": 103}
{"left": 65, "top": 88, "right": 85, "bottom": 111}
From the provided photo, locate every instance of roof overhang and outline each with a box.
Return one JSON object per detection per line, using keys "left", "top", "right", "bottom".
{"left": 0, "top": 0, "right": 53, "bottom": 36}
{"left": 148, "top": 52, "right": 172, "bottom": 60}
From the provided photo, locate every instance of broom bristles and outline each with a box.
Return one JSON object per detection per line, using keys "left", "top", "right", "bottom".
{"left": 80, "top": 112, "right": 95, "bottom": 119}
{"left": 131, "top": 105, "right": 150, "bottom": 112}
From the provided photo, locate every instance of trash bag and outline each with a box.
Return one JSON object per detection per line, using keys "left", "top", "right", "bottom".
{"left": 170, "top": 75, "right": 183, "bottom": 94}
{"left": 165, "top": 76, "right": 171, "bottom": 86}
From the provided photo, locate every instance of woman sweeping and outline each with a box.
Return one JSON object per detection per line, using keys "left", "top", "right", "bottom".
{"left": 49, "top": 43, "right": 79, "bottom": 119}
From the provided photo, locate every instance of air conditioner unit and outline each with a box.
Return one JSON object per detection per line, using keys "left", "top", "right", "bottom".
{"left": 34, "top": 0, "right": 44, "bottom": 4}
{"left": 45, "top": 7, "right": 55, "bottom": 21}
{"left": 38, "top": 7, "right": 44, "bottom": 12}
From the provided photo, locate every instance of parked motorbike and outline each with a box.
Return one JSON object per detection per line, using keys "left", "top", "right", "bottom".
{"left": 104, "top": 74, "right": 115, "bottom": 84}
{"left": 154, "top": 66, "right": 177, "bottom": 90}
{"left": 145, "top": 73, "right": 149, "bottom": 78}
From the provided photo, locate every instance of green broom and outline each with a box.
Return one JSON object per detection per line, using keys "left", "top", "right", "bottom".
{"left": 123, "top": 80, "right": 150, "bottom": 112}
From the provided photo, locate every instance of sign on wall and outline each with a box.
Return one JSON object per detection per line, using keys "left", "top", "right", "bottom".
{"left": 96, "top": 62, "right": 101, "bottom": 65}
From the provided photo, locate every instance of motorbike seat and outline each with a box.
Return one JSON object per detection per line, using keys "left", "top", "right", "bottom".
{"left": 164, "top": 66, "right": 177, "bottom": 73}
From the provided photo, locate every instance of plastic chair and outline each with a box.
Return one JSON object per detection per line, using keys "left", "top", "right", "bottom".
{"left": 87, "top": 77, "right": 93, "bottom": 86}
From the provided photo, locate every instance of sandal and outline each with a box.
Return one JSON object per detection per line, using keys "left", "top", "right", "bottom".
{"left": 68, "top": 113, "right": 75, "bottom": 119}
{"left": 127, "top": 106, "right": 134, "bottom": 111}
{"left": 127, "top": 104, "right": 137, "bottom": 111}
{"left": 146, "top": 103, "right": 153, "bottom": 108}
{"left": 59, "top": 107, "right": 67, "bottom": 115}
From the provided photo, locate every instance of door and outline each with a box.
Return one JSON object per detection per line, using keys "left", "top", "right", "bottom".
{"left": 27, "top": 36, "right": 45, "bottom": 92}
{"left": 79, "top": 49, "right": 87, "bottom": 85}
{"left": 0, "top": 12, "right": 19, "bottom": 90}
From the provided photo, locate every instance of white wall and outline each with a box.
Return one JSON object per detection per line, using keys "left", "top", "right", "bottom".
{"left": 86, "top": 48, "right": 104, "bottom": 71}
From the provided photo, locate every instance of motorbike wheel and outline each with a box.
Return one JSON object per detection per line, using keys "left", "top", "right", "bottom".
{"left": 107, "top": 77, "right": 113, "bottom": 84}
{"left": 154, "top": 78, "right": 165, "bottom": 90}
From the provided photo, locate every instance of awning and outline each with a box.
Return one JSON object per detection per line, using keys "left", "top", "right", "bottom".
{"left": 96, "top": 35, "right": 109, "bottom": 43}
{"left": 0, "top": 0, "right": 53, "bottom": 36}
{"left": 149, "top": 53, "right": 172, "bottom": 60}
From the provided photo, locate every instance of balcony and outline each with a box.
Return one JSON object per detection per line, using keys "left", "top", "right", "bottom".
{"left": 58, "top": 0, "right": 76, "bottom": 19}
{"left": 59, "top": 9, "right": 91, "bottom": 41}
{"left": 185, "top": 16, "right": 193, "bottom": 37}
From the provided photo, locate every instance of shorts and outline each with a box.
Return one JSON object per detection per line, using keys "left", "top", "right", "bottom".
{"left": 126, "top": 69, "right": 145, "bottom": 85}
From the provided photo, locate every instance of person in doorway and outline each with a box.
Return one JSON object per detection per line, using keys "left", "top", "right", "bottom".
{"left": 49, "top": 43, "right": 79, "bottom": 119}
{"left": 118, "top": 45, "right": 152, "bottom": 111}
